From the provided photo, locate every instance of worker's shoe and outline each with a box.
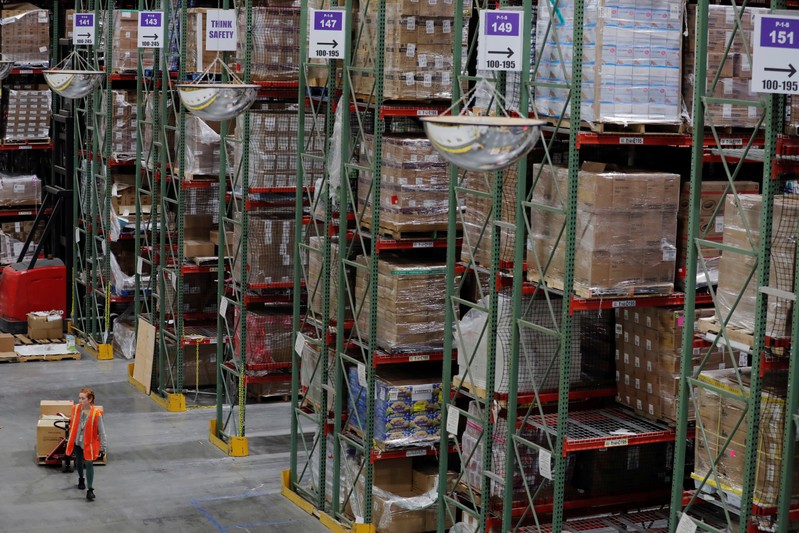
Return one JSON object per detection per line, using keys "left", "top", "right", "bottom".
{"left": 86, "top": 489, "right": 95, "bottom": 501}
{"left": 77, "top": 477, "right": 85, "bottom": 490}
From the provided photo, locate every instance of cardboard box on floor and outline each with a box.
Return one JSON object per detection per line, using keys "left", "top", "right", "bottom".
{"left": 27, "top": 311, "right": 63, "bottom": 340}
{"left": 0, "top": 332, "right": 14, "bottom": 358}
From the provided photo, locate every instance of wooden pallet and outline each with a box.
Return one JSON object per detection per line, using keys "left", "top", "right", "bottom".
{"left": 542, "top": 275, "right": 674, "bottom": 299}
{"left": 544, "top": 117, "right": 686, "bottom": 135}
{"left": 13, "top": 335, "right": 64, "bottom": 346}
{"left": 18, "top": 353, "right": 81, "bottom": 363}
{"left": 452, "top": 376, "right": 490, "bottom": 401}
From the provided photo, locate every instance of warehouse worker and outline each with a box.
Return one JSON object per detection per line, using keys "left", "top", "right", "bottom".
{"left": 65, "top": 387, "right": 107, "bottom": 501}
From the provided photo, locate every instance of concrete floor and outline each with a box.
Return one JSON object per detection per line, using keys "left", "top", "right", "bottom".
{"left": 0, "top": 354, "right": 329, "bottom": 533}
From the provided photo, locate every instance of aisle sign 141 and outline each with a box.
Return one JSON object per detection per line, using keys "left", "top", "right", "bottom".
{"left": 478, "top": 9, "right": 524, "bottom": 72}
{"left": 309, "top": 9, "right": 346, "bottom": 60}
{"left": 73, "top": 13, "right": 95, "bottom": 46}
{"left": 752, "top": 12, "right": 799, "bottom": 94}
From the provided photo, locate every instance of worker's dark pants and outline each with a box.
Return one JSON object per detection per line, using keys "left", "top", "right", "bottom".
{"left": 74, "top": 446, "right": 94, "bottom": 489}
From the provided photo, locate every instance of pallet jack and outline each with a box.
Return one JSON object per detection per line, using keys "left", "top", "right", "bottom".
{"left": 43, "top": 419, "right": 73, "bottom": 472}
{"left": 0, "top": 185, "right": 68, "bottom": 333}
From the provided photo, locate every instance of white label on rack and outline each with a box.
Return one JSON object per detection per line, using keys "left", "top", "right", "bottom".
{"left": 715, "top": 216, "right": 724, "bottom": 233}
{"left": 719, "top": 138, "right": 743, "bottom": 146}
{"left": 538, "top": 449, "right": 553, "bottom": 480}
{"left": 136, "top": 257, "right": 144, "bottom": 275}
{"left": 612, "top": 299, "right": 636, "bottom": 308}
{"left": 739, "top": 351, "right": 748, "bottom": 366}
{"left": 406, "top": 449, "right": 426, "bottom": 457}
{"left": 294, "top": 332, "right": 306, "bottom": 356}
{"left": 357, "top": 363, "right": 366, "bottom": 387}
{"left": 676, "top": 514, "right": 698, "bottom": 533}
{"left": 219, "top": 296, "right": 229, "bottom": 317}
{"left": 409, "top": 354, "right": 430, "bottom": 362}
{"left": 75, "top": 228, "right": 80, "bottom": 243}
{"left": 412, "top": 241, "right": 434, "bottom": 248}
{"left": 446, "top": 405, "right": 460, "bottom": 435}
{"left": 604, "top": 438, "right": 629, "bottom": 447}
{"left": 619, "top": 137, "right": 644, "bottom": 145}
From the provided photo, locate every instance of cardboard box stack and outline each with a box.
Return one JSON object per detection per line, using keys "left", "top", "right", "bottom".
{"left": 307, "top": 237, "right": 354, "bottom": 324}
{"left": 352, "top": 0, "right": 468, "bottom": 100}
{"left": 111, "top": 174, "right": 152, "bottom": 222}
{"left": 101, "top": 90, "right": 138, "bottom": 161}
{"left": 455, "top": 293, "right": 582, "bottom": 395}
{"left": 347, "top": 366, "right": 442, "bottom": 448}
{"left": 182, "top": 116, "right": 224, "bottom": 176}
{"left": 716, "top": 194, "right": 799, "bottom": 338}
{"left": 4, "top": 88, "right": 51, "bottom": 142}
{"left": 0, "top": 220, "right": 42, "bottom": 265}
{"left": 0, "top": 174, "right": 40, "bottom": 206}
{"left": 185, "top": 9, "right": 220, "bottom": 75}
{"left": 167, "top": 344, "right": 217, "bottom": 387}
{"left": 36, "top": 400, "right": 72, "bottom": 458}
{"left": 354, "top": 254, "right": 452, "bottom": 352}
{"left": 349, "top": 458, "right": 454, "bottom": 533}
{"left": 693, "top": 368, "right": 799, "bottom": 508}
{"left": 234, "top": 309, "right": 293, "bottom": 369}
{"left": 528, "top": 163, "right": 680, "bottom": 297}
{"left": 535, "top": 0, "right": 683, "bottom": 125}
{"left": 238, "top": 7, "right": 300, "bottom": 82}
{"left": 676, "top": 181, "right": 759, "bottom": 290}
{"left": 1, "top": 4, "right": 49, "bottom": 67}
{"left": 165, "top": 271, "right": 218, "bottom": 314}
{"left": 684, "top": 5, "right": 768, "bottom": 129}
{"left": 112, "top": 10, "right": 154, "bottom": 72}
{"left": 614, "top": 307, "right": 724, "bottom": 422}
{"left": 233, "top": 104, "right": 324, "bottom": 190}
{"left": 358, "top": 134, "right": 449, "bottom": 234}
{"left": 460, "top": 165, "right": 519, "bottom": 267}
{"left": 27, "top": 311, "right": 63, "bottom": 340}
{"left": 233, "top": 215, "right": 295, "bottom": 286}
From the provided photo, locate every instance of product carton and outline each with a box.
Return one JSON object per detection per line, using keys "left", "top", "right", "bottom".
{"left": 0, "top": 332, "right": 15, "bottom": 357}
{"left": 183, "top": 240, "right": 215, "bottom": 258}
{"left": 27, "top": 311, "right": 63, "bottom": 340}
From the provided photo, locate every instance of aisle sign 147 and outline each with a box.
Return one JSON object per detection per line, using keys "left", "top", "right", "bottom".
{"left": 309, "top": 9, "right": 346, "bottom": 60}
{"left": 752, "top": 13, "right": 799, "bottom": 94}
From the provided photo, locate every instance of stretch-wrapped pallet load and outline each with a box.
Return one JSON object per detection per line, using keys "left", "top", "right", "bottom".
{"left": 233, "top": 104, "right": 324, "bottom": 191}
{"left": 455, "top": 293, "right": 582, "bottom": 395}
{"left": 535, "top": 0, "right": 683, "bottom": 126}
{"left": 1, "top": 4, "right": 49, "bottom": 67}
{"left": 234, "top": 309, "right": 293, "bottom": 372}
{"left": 0, "top": 174, "right": 40, "bottom": 207}
{"left": 185, "top": 9, "right": 220, "bottom": 75}
{"left": 528, "top": 163, "right": 679, "bottom": 297}
{"left": 181, "top": 116, "right": 224, "bottom": 176}
{"left": 233, "top": 215, "right": 295, "bottom": 286}
{"left": 307, "top": 237, "right": 353, "bottom": 323}
{"left": 112, "top": 10, "right": 154, "bottom": 72}
{"left": 684, "top": 5, "right": 768, "bottom": 129}
{"left": 675, "top": 180, "right": 760, "bottom": 290}
{"left": 693, "top": 368, "right": 799, "bottom": 509}
{"left": 164, "top": 272, "right": 218, "bottom": 315}
{"left": 347, "top": 366, "right": 442, "bottom": 448}
{"left": 299, "top": 342, "right": 335, "bottom": 412}
{"left": 460, "top": 165, "right": 518, "bottom": 267}
{"left": 237, "top": 7, "right": 300, "bottom": 82}
{"left": 716, "top": 194, "right": 799, "bottom": 339}
{"left": 4, "top": 88, "right": 50, "bottom": 142}
{"left": 352, "top": 0, "right": 469, "bottom": 101}
{"left": 354, "top": 254, "right": 453, "bottom": 352}
{"left": 101, "top": 90, "right": 137, "bottom": 161}
{"left": 615, "top": 307, "right": 724, "bottom": 422}
{"left": 358, "top": 134, "right": 449, "bottom": 234}
{"left": 141, "top": 93, "right": 176, "bottom": 166}
{"left": 184, "top": 183, "right": 220, "bottom": 224}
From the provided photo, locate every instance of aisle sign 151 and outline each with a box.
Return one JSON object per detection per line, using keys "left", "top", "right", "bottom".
{"left": 752, "top": 13, "right": 799, "bottom": 94}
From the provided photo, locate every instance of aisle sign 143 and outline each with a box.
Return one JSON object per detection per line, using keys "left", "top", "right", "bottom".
{"left": 752, "top": 13, "right": 799, "bottom": 94}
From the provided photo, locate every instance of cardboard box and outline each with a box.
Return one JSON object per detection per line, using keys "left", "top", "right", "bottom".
{"left": 183, "top": 240, "right": 215, "bottom": 258}
{"left": 0, "top": 332, "right": 15, "bottom": 356}
{"left": 37, "top": 417, "right": 67, "bottom": 456}
{"left": 210, "top": 229, "right": 234, "bottom": 257}
{"left": 184, "top": 215, "right": 215, "bottom": 239}
{"left": 27, "top": 311, "right": 63, "bottom": 340}
{"left": 39, "top": 400, "right": 72, "bottom": 417}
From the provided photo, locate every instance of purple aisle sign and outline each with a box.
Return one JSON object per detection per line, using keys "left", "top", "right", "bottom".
{"left": 314, "top": 11, "right": 342, "bottom": 31}
{"left": 75, "top": 14, "right": 93, "bottom": 26}
{"left": 485, "top": 11, "right": 520, "bottom": 36}
{"left": 760, "top": 16, "right": 799, "bottom": 49}
{"left": 140, "top": 12, "right": 162, "bottom": 26}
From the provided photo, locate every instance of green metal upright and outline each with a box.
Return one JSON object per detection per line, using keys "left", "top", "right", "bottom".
{"left": 669, "top": 1, "right": 791, "bottom": 531}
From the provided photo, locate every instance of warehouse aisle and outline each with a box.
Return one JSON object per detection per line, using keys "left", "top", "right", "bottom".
{"left": 0, "top": 356, "right": 328, "bottom": 533}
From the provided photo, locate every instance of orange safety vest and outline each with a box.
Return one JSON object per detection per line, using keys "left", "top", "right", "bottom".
{"left": 65, "top": 404, "right": 103, "bottom": 461}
